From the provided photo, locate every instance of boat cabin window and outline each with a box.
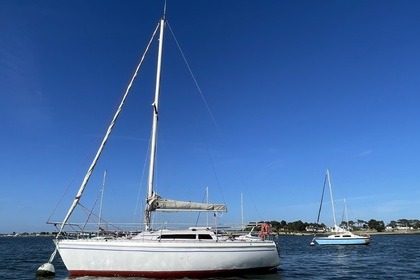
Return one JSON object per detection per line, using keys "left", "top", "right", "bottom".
{"left": 343, "top": 235, "right": 351, "bottom": 237}
{"left": 160, "top": 234, "right": 196, "bottom": 239}
{"left": 198, "top": 234, "right": 213, "bottom": 240}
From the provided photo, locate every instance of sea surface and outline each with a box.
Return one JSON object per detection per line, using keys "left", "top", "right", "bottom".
{"left": 0, "top": 234, "right": 419, "bottom": 279}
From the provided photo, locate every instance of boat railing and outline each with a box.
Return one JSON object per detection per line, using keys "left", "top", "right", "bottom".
{"left": 46, "top": 221, "right": 278, "bottom": 241}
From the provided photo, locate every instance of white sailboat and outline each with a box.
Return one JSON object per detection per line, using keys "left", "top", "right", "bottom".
{"left": 37, "top": 5, "right": 280, "bottom": 278}
{"left": 310, "top": 169, "right": 370, "bottom": 246}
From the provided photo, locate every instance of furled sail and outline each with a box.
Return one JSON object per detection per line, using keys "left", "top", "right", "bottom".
{"left": 147, "top": 192, "right": 227, "bottom": 212}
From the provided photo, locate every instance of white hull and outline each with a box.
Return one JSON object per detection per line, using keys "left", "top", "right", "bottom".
{"left": 38, "top": 10, "right": 281, "bottom": 278}
{"left": 57, "top": 238, "right": 280, "bottom": 277}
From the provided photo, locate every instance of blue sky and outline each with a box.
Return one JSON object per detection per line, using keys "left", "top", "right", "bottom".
{"left": 1, "top": 1, "right": 420, "bottom": 233}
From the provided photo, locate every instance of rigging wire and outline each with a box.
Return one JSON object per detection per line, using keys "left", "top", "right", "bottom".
{"left": 167, "top": 22, "right": 223, "bottom": 138}
{"left": 132, "top": 132, "right": 152, "bottom": 228}
{"left": 46, "top": 153, "right": 93, "bottom": 224}
{"left": 167, "top": 20, "right": 264, "bottom": 221}
{"left": 81, "top": 183, "right": 103, "bottom": 231}
{"left": 166, "top": 21, "right": 226, "bottom": 205}
{"left": 49, "top": 22, "right": 160, "bottom": 239}
{"left": 315, "top": 172, "right": 328, "bottom": 226}
{"left": 78, "top": 203, "right": 124, "bottom": 232}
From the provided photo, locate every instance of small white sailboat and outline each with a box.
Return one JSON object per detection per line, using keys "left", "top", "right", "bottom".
{"left": 310, "top": 169, "right": 370, "bottom": 246}
{"left": 37, "top": 5, "right": 280, "bottom": 277}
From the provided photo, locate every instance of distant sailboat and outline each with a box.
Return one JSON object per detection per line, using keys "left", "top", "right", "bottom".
{"left": 37, "top": 4, "right": 280, "bottom": 277}
{"left": 310, "top": 170, "right": 370, "bottom": 246}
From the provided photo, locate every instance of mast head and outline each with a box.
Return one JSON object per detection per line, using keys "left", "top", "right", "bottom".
{"left": 162, "top": 0, "right": 167, "bottom": 20}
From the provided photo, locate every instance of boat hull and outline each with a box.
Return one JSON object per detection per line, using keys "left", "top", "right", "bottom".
{"left": 314, "top": 236, "right": 370, "bottom": 245}
{"left": 68, "top": 267, "right": 277, "bottom": 278}
{"left": 56, "top": 239, "right": 280, "bottom": 277}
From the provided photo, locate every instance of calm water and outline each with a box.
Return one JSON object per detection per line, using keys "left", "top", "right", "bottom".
{"left": 0, "top": 234, "right": 419, "bottom": 279}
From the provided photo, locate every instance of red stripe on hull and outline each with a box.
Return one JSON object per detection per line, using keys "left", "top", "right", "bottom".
{"left": 69, "top": 266, "right": 278, "bottom": 278}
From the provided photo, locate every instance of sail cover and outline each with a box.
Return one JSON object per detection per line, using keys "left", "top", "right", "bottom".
{"left": 147, "top": 192, "right": 227, "bottom": 212}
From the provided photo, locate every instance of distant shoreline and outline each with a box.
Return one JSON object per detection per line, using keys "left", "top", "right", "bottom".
{"left": 354, "top": 230, "right": 420, "bottom": 236}
{"left": 2, "top": 229, "right": 420, "bottom": 237}
{"left": 277, "top": 230, "right": 420, "bottom": 236}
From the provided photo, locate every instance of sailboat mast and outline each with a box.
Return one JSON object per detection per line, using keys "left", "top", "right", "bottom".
{"left": 206, "top": 187, "right": 209, "bottom": 227}
{"left": 241, "top": 193, "right": 244, "bottom": 230}
{"left": 145, "top": 12, "right": 166, "bottom": 231}
{"left": 344, "top": 198, "right": 349, "bottom": 229}
{"left": 326, "top": 169, "right": 338, "bottom": 227}
{"left": 98, "top": 170, "right": 107, "bottom": 231}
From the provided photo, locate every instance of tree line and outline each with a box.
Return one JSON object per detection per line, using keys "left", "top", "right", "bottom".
{"left": 248, "top": 218, "right": 420, "bottom": 233}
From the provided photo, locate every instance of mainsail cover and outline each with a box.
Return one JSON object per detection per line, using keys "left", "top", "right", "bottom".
{"left": 147, "top": 192, "right": 227, "bottom": 212}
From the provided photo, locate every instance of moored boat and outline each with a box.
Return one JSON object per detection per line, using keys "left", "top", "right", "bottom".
{"left": 56, "top": 228, "right": 279, "bottom": 277}
{"left": 310, "top": 170, "right": 370, "bottom": 246}
{"left": 37, "top": 3, "right": 280, "bottom": 277}
{"left": 313, "top": 231, "right": 370, "bottom": 245}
